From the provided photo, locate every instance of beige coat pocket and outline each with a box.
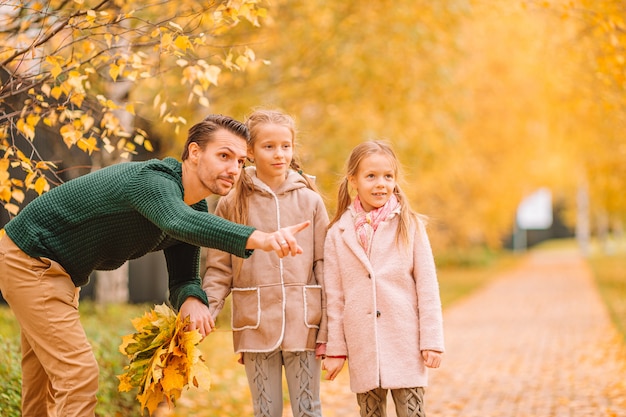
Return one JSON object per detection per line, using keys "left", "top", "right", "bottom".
{"left": 303, "top": 285, "right": 322, "bottom": 329}
{"left": 231, "top": 287, "right": 261, "bottom": 331}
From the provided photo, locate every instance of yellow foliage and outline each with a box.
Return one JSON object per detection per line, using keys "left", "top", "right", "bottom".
{"left": 1, "top": 0, "right": 264, "bottom": 216}
{"left": 118, "top": 304, "right": 212, "bottom": 416}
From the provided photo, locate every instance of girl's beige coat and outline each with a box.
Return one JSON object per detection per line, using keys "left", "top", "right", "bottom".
{"left": 324, "top": 209, "right": 444, "bottom": 393}
{"left": 203, "top": 168, "right": 329, "bottom": 352}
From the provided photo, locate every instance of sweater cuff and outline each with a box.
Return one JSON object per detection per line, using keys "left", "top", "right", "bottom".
{"left": 171, "top": 285, "right": 209, "bottom": 310}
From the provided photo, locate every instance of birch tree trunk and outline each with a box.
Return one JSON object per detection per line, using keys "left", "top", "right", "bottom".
{"left": 576, "top": 181, "right": 590, "bottom": 257}
{"left": 94, "top": 18, "right": 134, "bottom": 304}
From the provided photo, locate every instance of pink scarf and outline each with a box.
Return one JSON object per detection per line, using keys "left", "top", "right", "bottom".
{"left": 352, "top": 194, "right": 400, "bottom": 255}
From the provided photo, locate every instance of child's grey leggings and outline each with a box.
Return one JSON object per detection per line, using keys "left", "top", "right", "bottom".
{"left": 356, "top": 386, "right": 426, "bottom": 417}
{"left": 243, "top": 349, "right": 322, "bottom": 417}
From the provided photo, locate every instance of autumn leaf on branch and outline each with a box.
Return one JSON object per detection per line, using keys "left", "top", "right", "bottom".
{"left": 118, "top": 303, "right": 211, "bottom": 416}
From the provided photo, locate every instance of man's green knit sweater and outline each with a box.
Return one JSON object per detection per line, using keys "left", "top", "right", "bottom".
{"left": 4, "top": 157, "right": 255, "bottom": 310}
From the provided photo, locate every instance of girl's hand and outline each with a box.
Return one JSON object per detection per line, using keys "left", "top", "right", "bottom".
{"left": 322, "top": 357, "right": 346, "bottom": 380}
{"left": 421, "top": 350, "right": 442, "bottom": 368}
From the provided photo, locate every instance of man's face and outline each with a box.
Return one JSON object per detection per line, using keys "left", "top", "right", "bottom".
{"left": 190, "top": 129, "right": 248, "bottom": 197}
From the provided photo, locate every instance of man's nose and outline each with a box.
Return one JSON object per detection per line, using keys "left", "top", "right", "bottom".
{"left": 227, "top": 160, "right": 240, "bottom": 174}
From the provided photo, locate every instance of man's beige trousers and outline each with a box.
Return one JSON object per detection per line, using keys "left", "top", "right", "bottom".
{"left": 0, "top": 236, "right": 98, "bottom": 416}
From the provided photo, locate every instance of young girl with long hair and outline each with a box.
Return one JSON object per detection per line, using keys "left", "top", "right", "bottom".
{"left": 203, "top": 109, "right": 329, "bottom": 417}
{"left": 322, "top": 140, "right": 444, "bottom": 417}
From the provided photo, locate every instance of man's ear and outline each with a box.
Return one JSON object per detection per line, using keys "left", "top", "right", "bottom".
{"left": 188, "top": 142, "right": 200, "bottom": 163}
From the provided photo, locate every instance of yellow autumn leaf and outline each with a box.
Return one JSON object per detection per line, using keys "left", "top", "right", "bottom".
{"left": 117, "top": 374, "right": 134, "bottom": 392}
{"left": 26, "top": 114, "right": 40, "bottom": 128}
{"left": 41, "top": 83, "right": 51, "bottom": 97}
{"left": 50, "top": 63, "right": 62, "bottom": 79}
{"left": 235, "top": 55, "right": 249, "bottom": 70}
{"left": 16, "top": 118, "right": 35, "bottom": 141}
{"left": 50, "top": 86, "right": 63, "bottom": 100}
{"left": 205, "top": 65, "right": 221, "bottom": 85}
{"left": 77, "top": 137, "right": 99, "bottom": 155}
{"left": 11, "top": 189, "right": 25, "bottom": 203}
{"left": 138, "top": 385, "right": 165, "bottom": 416}
{"left": 174, "top": 35, "right": 193, "bottom": 52}
{"left": 191, "top": 360, "right": 212, "bottom": 392}
{"left": 161, "top": 365, "right": 185, "bottom": 392}
{"left": 119, "top": 334, "right": 136, "bottom": 355}
{"left": 34, "top": 176, "right": 48, "bottom": 195}
{"left": 0, "top": 186, "right": 11, "bottom": 202}
{"left": 4, "top": 203, "right": 19, "bottom": 216}
{"left": 168, "top": 21, "right": 183, "bottom": 32}
{"left": 161, "top": 32, "right": 173, "bottom": 48}
{"left": 104, "top": 32, "right": 113, "bottom": 48}
{"left": 109, "top": 64, "right": 120, "bottom": 81}
{"left": 70, "top": 93, "right": 85, "bottom": 108}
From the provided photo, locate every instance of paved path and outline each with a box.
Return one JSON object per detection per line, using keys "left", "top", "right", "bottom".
{"left": 313, "top": 247, "right": 626, "bottom": 417}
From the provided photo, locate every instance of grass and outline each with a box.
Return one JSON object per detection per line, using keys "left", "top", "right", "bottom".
{"left": 587, "top": 240, "right": 626, "bottom": 345}
{"left": 436, "top": 248, "right": 523, "bottom": 308}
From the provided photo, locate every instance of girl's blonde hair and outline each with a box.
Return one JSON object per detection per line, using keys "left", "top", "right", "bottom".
{"left": 329, "top": 140, "right": 418, "bottom": 248}
{"left": 229, "top": 109, "right": 319, "bottom": 225}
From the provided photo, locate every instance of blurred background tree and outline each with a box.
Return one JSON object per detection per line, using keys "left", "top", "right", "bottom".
{"left": 2, "top": 0, "right": 625, "bottom": 259}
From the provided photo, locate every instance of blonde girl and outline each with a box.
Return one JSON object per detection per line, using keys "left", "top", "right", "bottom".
{"left": 203, "top": 109, "right": 329, "bottom": 417}
{"left": 322, "top": 140, "right": 444, "bottom": 417}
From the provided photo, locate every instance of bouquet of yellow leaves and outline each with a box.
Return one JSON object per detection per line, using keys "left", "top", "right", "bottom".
{"left": 118, "top": 303, "right": 211, "bottom": 416}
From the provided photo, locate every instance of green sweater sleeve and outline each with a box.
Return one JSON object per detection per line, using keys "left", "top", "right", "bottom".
{"left": 126, "top": 161, "right": 255, "bottom": 257}
{"left": 164, "top": 240, "right": 208, "bottom": 310}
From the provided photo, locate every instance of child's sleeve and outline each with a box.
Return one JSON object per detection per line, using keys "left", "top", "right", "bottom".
{"left": 323, "top": 229, "right": 349, "bottom": 356}
{"left": 313, "top": 196, "right": 330, "bottom": 344}
{"left": 414, "top": 218, "right": 445, "bottom": 353}
{"left": 202, "top": 199, "right": 238, "bottom": 319}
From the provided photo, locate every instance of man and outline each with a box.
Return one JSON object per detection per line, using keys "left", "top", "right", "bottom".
{"left": 0, "top": 114, "right": 309, "bottom": 417}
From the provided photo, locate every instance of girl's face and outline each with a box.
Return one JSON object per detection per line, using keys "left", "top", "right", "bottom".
{"left": 249, "top": 123, "right": 294, "bottom": 189}
{"left": 349, "top": 153, "right": 396, "bottom": 212}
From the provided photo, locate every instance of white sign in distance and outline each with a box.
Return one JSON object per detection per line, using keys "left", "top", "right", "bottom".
{"left": 516, "top": 188, "right": 553, "bottom": 230}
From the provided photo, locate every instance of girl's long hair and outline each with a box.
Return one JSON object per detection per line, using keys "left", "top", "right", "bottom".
{"left": 328, "top": 140, "right": 419, "bottom": 248}
{"left": 229, "top": 109, "right": 319, "bottom": 225}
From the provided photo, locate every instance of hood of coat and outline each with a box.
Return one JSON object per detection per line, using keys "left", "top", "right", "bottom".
{"left": 245, "top": 165, "right": 309, "bottom": 196}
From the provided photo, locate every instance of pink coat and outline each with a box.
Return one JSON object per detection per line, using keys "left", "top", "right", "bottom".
{"left": 324, "top": 208, "right": 444, "bottom": 393}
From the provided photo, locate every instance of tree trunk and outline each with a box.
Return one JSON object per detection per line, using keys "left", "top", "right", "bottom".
{"left": 94, "top": 16, "right": 134, "bottom": 304}
{"left": 576, "top": 182, "right": 590, "bottom": 256}
{"left": 95, "top": 264, "right": 129, "bottom": 304}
